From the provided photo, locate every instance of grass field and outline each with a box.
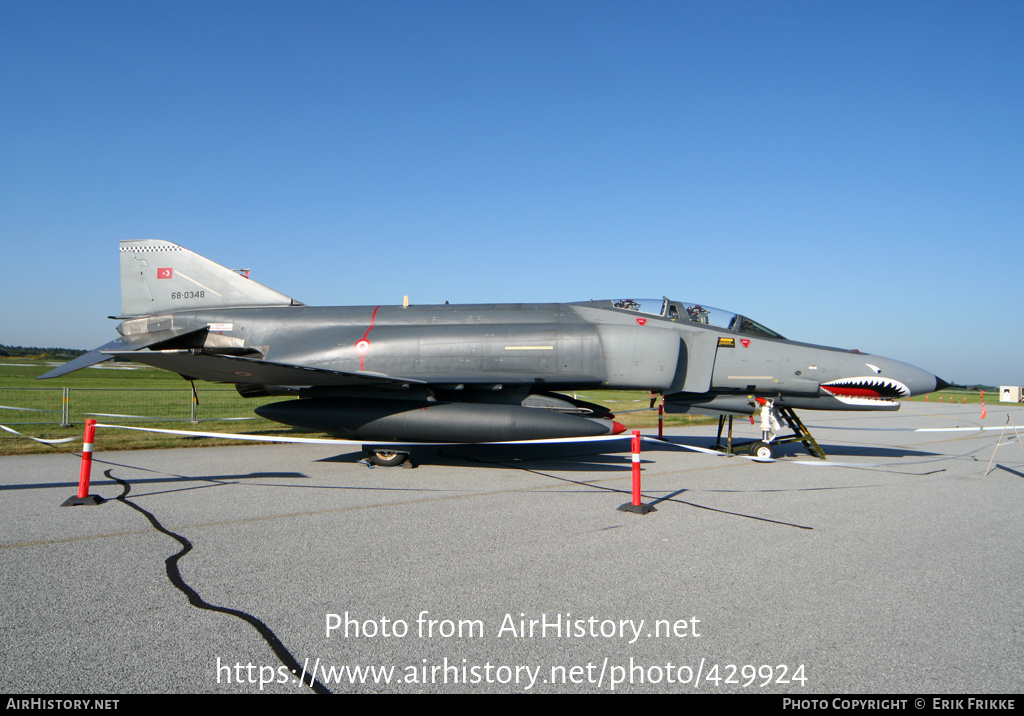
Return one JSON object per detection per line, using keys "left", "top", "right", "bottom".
{"left": 2, "top": 357, "right": 983, "bottom": 456}
{"left": 903, "top": 390, "right": 993, "bottom": 404}
{"left": 0, "top": 358, "right": 715, "bottom": 456}
{"left": 0, "top": 358, "right": 307, "bottom": 455}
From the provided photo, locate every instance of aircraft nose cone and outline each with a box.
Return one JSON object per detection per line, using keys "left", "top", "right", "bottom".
{"left": 894, "top": 361, "right": 948, "bottom": 396}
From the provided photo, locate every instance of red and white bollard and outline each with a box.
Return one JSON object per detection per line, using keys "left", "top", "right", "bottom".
{"left": 618, "top": 430, "right": 655, "bottom": 514}
{"left": 62, "top": 419, "right": 104, "bottom": 506}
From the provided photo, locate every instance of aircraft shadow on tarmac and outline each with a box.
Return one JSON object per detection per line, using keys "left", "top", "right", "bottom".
{"left": 310, "top": 436, "right": 943, "bottom": 469}
{"left": 648, "top": 436, "right": 940, "bottom": 461}
{"left": 809, "top": 444, "right": 939, "bottom": 459}
{"left": 315, "top": 443, "right": 638, "bottom": 472}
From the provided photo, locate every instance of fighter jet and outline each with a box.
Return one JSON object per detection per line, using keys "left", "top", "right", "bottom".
{"left": 40, "top": 240, "right": 947, "bottom": 465}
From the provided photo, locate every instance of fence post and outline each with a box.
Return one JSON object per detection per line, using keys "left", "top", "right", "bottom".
{"left": 61, "top": 387, "right": 71, "bottom": 427}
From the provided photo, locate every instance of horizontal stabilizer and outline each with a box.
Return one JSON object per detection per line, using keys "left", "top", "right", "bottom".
{"left": 102, "top": 350, "right": 426, "bottom": 388}
{"left": 36, "top": 327, "right": 205, "bottom": 380}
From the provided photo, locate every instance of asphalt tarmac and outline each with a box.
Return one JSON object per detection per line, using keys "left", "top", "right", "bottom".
{"left": 2, "top": 402, "right": 1022, "bottom": 694}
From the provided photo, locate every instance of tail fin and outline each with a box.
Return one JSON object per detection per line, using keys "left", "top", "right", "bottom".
{"left": 119, "top": 240, "right": 301, "bottom": 316}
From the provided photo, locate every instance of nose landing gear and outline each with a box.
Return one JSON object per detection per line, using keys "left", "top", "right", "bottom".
{"left": 714, "top": 399, "right": 827, "bottom": 461}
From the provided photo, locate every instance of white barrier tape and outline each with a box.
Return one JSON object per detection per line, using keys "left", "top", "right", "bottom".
{"left": 0, "top": 424, "right": 81, "bottom": 444}
{"left": 915, "top": 426, "right": 1014, "bottom": 432}
{"left": 84, "top": 412, "right": 256, "bottom": 421}
{"left": 92, "top": 422, "right": 633, "bottom": 446}
{"left": 0, "top": 404, "right": 63, "bottom": 414}
{"left": 643, "top": 437, "right": 931, "bottom": 468}
{"left": 640, "top": 436, "right": 774, "bottom": 462}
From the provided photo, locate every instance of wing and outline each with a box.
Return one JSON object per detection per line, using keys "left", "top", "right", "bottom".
{"left": 101, "top": 349, "right": 426, "bottom": 389}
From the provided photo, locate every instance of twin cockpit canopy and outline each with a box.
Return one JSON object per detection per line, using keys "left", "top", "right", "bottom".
{"left": 610, "top": 297, "right": 785, "bottom": 340}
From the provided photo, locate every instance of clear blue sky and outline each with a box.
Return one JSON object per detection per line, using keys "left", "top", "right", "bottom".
{"left": 2, "top": 1, "right": 1021, "bottom": 386}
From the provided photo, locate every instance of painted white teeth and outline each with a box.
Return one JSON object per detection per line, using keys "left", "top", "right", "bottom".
{"left": 821, "top": 376, "right": 912, "bottom": 401}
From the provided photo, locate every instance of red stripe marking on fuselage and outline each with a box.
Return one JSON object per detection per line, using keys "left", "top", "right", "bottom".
{"left": 359, "top": 306, "right": 380, "bottom": 370}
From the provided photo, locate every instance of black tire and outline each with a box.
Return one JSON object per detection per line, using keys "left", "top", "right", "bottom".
{"left": 749, "top": 441, "right": 774, "bottom": 460}
{"left": 366, "top": 449, "right": 408, "bottom": 467}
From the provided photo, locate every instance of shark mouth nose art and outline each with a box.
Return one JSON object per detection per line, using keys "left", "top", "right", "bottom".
{"left": 820, "top": 376, "right": 911, "bottom": 405}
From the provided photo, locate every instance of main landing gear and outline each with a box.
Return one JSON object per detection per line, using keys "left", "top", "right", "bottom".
{"left": 363, "top": 448, "right": 414, "bottom": 468}
{"left": 714, "top": 398, "right": 827, "bottom": 461}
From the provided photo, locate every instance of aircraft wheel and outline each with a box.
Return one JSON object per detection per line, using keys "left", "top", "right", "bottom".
{"left": 366, "top": 449, "right": 409, "bottom": 467}
{"left": 749, "top": 441, "right": 774, "bottom": 460}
